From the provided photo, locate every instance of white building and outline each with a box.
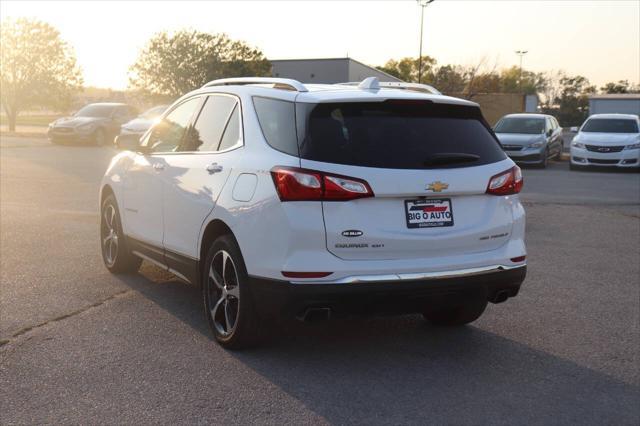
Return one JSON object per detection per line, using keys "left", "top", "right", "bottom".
{"left": 270, "top": 57, "right": 402, "bottom": 84}
{"left": 589, "top": 94, "right": 640, "bottom": 116}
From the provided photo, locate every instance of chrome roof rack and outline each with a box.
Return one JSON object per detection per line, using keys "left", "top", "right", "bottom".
{"left": 339, "top": 80, "right": 441, "bottom": 95}
{"left": 202, "top": 77, "right": 308, "bottom": 92}
{"left": 378, "top": 82, "right": 441, "bottom": 95}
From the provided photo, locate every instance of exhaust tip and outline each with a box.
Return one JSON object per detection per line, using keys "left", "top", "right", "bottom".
{"left": 491, "top": 290, "right": 510, "bottom": 304}
{"left": 297, "top": 307, "right": 332, "bottom": 322}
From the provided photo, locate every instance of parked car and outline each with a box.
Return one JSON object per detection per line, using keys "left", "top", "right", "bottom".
{"left": 570, "top": 113, "right": 640, "bottom": 170}
{"left": 99, "top": 77, "right": 527, "bottom": 349}
{"left": 48, "top": 103, "right": 138, "bottom": 146}
{"left": 494, "top": 113, "right": 564, "bottom": 168}
{"left": 115, "top": 105, "right": 168, "bottom": 150}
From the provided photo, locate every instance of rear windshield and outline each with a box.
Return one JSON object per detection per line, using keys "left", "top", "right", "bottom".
{"left": 494, "top": 117, "right": 545, "bottom": 134}
{"left": 581, "top": 118, "right": 639, "bottom": 133}
{"left": 296, "top": 101, "right": 506, "bottom": 169}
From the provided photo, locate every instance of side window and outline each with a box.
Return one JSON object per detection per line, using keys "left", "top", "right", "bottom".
{"left": 113, "top": 106, "right": 129, "bottom": 121}
{"left": 218, "top": 105, "right": 241, "bottom": 151}
{"left": 182, "top": 95, "right": 237, "bottom": 152}
{"left": 253, "top": 97, "right": 298, "bottom": 156}
{"left": 545, "top": 118, "right": 553, "bottom": 132}
{"left": 147, "top": 97, "right": 200, "bottom": 153}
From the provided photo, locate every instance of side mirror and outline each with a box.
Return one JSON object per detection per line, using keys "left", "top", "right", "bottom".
{"left": 570, "top": 126, "right": 579, "bottom": 133}
{"left": 547, "top": 129, "right": 553, "bottom": 137}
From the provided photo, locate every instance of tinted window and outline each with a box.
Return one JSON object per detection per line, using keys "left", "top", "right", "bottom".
{"left": 298, "top": 101, "right": 506, "bottom": 169}
{"left": 183, "top": 95, "right": 237, "bottom": 152}
{"left": 253, "top": 97, "right": 298, "bottom": 156}
{"left": 218, "top": 105, "right": 241, "bottom": 151}
{"left": 75, "top": 104, "right": 114, "bottom": 118}
{"left": 494, "top": 117, "right": 545, "bottom": 134}
{"left": 148, "top": 97, "right": 200, "bottom": 153}
{"left": 582, "top": 118, "right": 639, "bottom": 133}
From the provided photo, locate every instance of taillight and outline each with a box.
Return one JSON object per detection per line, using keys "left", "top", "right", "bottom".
{"left": 486, "top": 166, "right": 523, "bottom": 195}
{"left": 271, "top": 167, "right": 374, "bottom": 201}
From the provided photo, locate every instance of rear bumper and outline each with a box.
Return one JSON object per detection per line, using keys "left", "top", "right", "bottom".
{"left": 247, "top": 265, "right": 526, "bottom": 319}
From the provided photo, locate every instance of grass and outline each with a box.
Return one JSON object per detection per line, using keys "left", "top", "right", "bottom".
{"left": 0, "top": 114, "right": 63, "bottom": 127}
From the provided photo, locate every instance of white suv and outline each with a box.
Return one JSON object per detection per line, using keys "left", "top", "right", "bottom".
{"left": 100, "top": 77, "right": 527, "bottom": 348}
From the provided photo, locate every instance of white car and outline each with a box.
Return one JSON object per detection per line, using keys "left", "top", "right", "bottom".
{"left": 99, "top": 77, "right": 527, "bottom": 348}
{"left": 570, "top": 113, "right": 640, "bottom": 170}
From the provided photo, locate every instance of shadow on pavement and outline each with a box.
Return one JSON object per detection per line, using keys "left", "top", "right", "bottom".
{"left": 116, "top": 266, "right": 640, "bottom": 425}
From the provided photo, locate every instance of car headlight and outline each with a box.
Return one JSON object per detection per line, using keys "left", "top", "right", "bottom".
{"left": 529, "top": 141, "right": 544, "bottom": 148}
{"left": 623, "top": 142, "right": 640, "bottom": 150}
{"left": 572, "top": 142, "right": 586, "bottom": 149}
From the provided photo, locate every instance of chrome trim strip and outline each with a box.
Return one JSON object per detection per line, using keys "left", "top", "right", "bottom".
{"left": 289, "top": 264, "right": 526, "bottom": 285}
{"left": 132, "top": 250, "right": 192, "bottom": 284}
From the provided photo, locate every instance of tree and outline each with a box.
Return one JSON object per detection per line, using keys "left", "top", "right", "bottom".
{"left": 600, "top": 80, "right": 640, "bottom": 94}
{"left": 0, "top": 18, "right": 82, "bottom": 131}
{"left": 555, "top": 74, "right": 596, "bottom": 126}
{"left": 129, "top": 30, "right": 271, "bottom": 98}
{"left": 376, "top": 56, "right": 437, "bottom": 83}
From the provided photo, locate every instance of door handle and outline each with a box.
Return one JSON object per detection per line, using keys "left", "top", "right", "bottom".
{"left": 153, "top": 163, "right": 164, "bottom": 171}
{"left": 206, "top": 163, "right": 223, "bottom": 174}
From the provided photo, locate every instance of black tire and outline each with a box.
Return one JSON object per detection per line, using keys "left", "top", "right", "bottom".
{"left": 555, "top": 141, "right": 564, "bottom": 160}
{"left": 100, "top": 194, "right": 142, "bottom": 273}
{"left": 202, "top": 234, "right": 262, "bottom": 349}
{"left": 423, "top": 298, "right": 488, "bottom": 326}
{"left": 538, "top": 148, "right": 548, "bottom": 168}
{"left": 94, "top": 128, "right": 106, "bottom": 146}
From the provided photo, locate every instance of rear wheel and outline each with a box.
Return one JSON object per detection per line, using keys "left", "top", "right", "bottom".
{"left": 423, "top": 298, "right": 488, "bottom": 326}
{"left": 202, "top": 235, "right": 262, "bottom": 349}
{"left": 100, "top": 194, "right": 142, "bottom": 273}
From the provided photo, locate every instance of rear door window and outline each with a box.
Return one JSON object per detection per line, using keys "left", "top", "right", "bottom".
{"left": 297, "top": 101, "right": 506, "bottom": 169}
{"left": 182, "top": 95, "right": 237, "bottom": 152}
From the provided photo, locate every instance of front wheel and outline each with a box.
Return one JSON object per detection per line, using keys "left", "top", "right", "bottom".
{"left": 94, "top": 128, "right": 106, "bottom": 146}
{"left": 202, "top": 235, "right": 262, "bottom": 349}
{"left": 100, "top": 194, "right": 142, "bottom": 273}
{"left": 423, "top": 298, "right": 488, "bottom": 326}
{"left": 538, "top": 148, "right": 549, "bottom": 168}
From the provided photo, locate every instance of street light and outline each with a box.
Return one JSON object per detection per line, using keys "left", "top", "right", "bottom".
{"left": 417, "top": 0, "right": 435, "bottom": 84}
{"left": 515, "top": 50, "right": 528, "bottom": 92}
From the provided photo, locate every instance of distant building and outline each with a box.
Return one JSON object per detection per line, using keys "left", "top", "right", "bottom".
{"left": 270, "top": 57, "right": 402, "bottom": 84}
{"left": 589, "top": 94, "right": 640, "bottom": 116}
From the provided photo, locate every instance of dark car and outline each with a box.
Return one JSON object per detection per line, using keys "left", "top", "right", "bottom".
{"left": 114, "top": 105, "right": 168, "bottom": 150}
{"left": 494, "top": 113, "right": 564, "bottom": 168}
{"left": 48, "top": 103, "right": 138, "bottom": 146}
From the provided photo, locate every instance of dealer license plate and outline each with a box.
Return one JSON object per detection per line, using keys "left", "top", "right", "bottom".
{"left": 404, "top": 198, "right": 454, "bottom": 229}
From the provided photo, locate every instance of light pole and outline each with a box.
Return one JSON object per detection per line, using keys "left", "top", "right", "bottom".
{"left": 417, "top": 0, "right": 435, "bottom": 83}
{"left": 515, "top": 50, "right": 528, "bottom": 92}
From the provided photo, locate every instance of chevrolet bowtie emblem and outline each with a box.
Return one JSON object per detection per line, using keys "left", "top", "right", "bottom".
{"left": 427, "top": 181, "right": 449, "bottom": 192}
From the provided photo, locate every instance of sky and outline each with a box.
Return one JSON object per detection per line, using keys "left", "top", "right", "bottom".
{"left": 2, "top": 0, "right": 639, "bottom": 90}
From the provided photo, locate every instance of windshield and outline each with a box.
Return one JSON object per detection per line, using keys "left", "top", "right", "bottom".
{"left": 75, "top": 104, "right": 115, "bottom": 118}
{"left": 140, "top": 105, "right": 168, "bottom": 120}
{"left": 494, "top": 117, "right": 545, "bottom": 134}
{"left": 581, "top": 118, "right": 639, "bottom": 133}
{"left": 294, "top": 100, "right": 506, "bottom": 169}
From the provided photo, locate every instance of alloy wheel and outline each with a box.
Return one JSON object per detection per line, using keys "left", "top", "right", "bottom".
{"left": 208, "top": 250, "right": 240, "bottom": 336}
{"left": 101, "top": 204, "right": 119, "bottom": 267}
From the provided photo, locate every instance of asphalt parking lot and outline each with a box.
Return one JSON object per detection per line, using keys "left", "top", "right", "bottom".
{"left": 1, "top": 137, "right": 639, "bottom": 425}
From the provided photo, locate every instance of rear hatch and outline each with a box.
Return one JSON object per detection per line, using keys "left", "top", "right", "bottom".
{"left": 296, "top": 99, "right": 515, "bottom": 261}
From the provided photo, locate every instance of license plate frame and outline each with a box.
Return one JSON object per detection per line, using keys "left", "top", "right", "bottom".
{"left": 404, "top": 198, "right": 454, "bottom": 229}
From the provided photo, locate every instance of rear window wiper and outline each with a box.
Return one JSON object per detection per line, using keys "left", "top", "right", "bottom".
{"left": 422, "top": 153, "right": 480, "bottom": 167}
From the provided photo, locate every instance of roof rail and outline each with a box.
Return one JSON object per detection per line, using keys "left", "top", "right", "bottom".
{"left": 202, "top": 77, "right": 308, "bottom": 92}
{"left": 378, "top": 82, "right": 442, "bottom": 95}
{"left": 338, "top": 79, "right": 441, "bottom": 95}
